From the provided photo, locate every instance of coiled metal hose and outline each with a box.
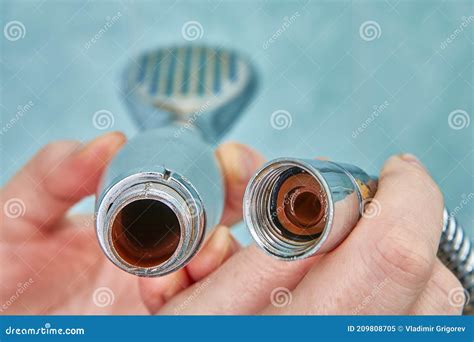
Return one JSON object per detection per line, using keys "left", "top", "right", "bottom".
{"left": 438, "top": 209, "right": 473, "bottom": 313}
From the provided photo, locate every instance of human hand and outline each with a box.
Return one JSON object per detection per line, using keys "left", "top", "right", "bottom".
{"left": 0, "top": 132, "right": 264, "bottom": 314}
{"left": 141, "top": 154, "right": 464, "bottom": 315}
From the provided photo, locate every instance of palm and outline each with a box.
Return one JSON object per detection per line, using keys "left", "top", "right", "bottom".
{"left": 1, "top": 215, "right": 146, "bottom": 314}
{"left": 1, "top": 133, "right": 262, "bottom": 315}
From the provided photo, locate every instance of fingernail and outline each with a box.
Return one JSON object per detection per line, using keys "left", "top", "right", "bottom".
{"left": 78, "top": 131, "right": 126, "bottom": 157}
{"left": 207, "top": 226, "right": 231, "bottom": 264}
{"left": 399, "top": 153, "right": 424, "bottom": 168}
{"left": 237, "top": 144, "right": 260, "bottom": 182}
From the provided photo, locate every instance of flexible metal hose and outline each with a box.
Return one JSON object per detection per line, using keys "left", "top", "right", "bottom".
{"left": 438, "top": 209, "right": 473, "bottom": 313}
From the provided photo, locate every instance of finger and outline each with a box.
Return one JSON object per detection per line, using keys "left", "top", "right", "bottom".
{"left": 216, "top": 142, "right": 265, "bottom": 226}
{"left": 186, "top": 226, "right": 240, "bottom": 281}
{"left": 139, "top": 225, "right": 239, "bottom": 314}
{"left": 410, "top": 259, "right": 464, "bottom": 315}
{"left": 266, "top": 154, "right": 445, "bottom": 314}
{"left": 139, "top": 267, "right": 191, "bottom": 315}
{"left": 1, "top": 132, "right": 126, "bottom": 241}
{"left": 158, "top": 245, "right": 318, "bottom": 315}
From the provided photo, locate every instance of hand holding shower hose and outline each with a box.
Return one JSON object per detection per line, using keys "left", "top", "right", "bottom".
{"left": 93, "top": 45, "right": 472, "bottom": 314}
{"left": 243, "top": 157, "right": 473, "bottom": 313}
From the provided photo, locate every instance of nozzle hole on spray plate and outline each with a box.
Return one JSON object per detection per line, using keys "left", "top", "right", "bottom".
{"left": 246, "top": 164, "right": 329, "bottom": 259}
{"left": 111, "top": 199, "right": 181, "bottom": 268}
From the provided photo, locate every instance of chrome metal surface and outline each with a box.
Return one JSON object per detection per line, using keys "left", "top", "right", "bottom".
{"left": 439, "top": 209, "right": 473, "bottom": 313}
{"left": 95, "top": 125, "right": 223, "bottom": 277}
{"left": 245, "top": 158, "right": 473, "bottom": 312}
{"left": 244, "top": 158, "right": 377, "bottom": 260}
{"left": 122, "top": 45, "right": 258, "bottom": 143}
{"left": 95, "top": 46, "right": 257, "bottom": 277}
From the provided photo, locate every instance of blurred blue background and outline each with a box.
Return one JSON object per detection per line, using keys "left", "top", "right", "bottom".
{"left": 1, "top": 0, "right": 472, "bottom": 242}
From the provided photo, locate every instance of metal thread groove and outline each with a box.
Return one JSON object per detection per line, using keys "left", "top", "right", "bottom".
{"left": 245, "top": 159, "right": 473, "bottom": 314}
{"left": 438, "top": 209, "right": 473, "bottom": 313}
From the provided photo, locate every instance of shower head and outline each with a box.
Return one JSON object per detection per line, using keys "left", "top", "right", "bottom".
{"left": 123, "top": 45, "right": 258, "bottom": 142}
{"left": 96, "top": 46, "right": 258, "bottom": 277}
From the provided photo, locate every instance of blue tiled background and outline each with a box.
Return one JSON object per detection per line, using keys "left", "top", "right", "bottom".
{"left": 1, "top": 0, "right": 472, "bottom": 242}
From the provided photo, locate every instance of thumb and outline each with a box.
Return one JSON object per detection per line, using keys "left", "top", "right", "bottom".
{"left": 216, "top": 142, "right": 265, "bottom": 227}
{"left": 1, "top": 132, "right": 126, "bottom": 241}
